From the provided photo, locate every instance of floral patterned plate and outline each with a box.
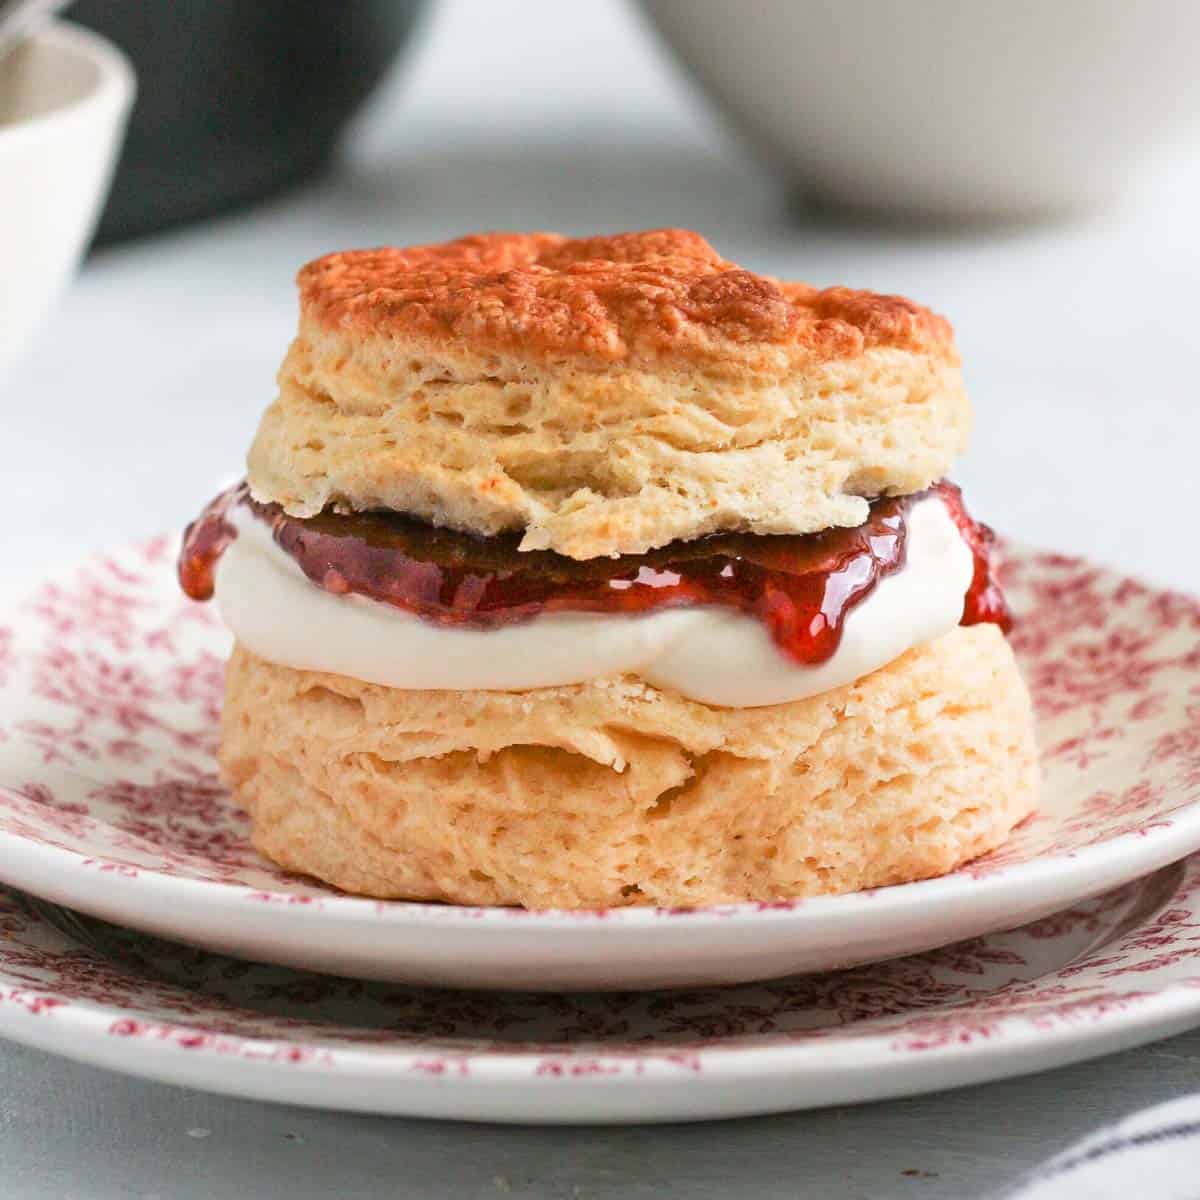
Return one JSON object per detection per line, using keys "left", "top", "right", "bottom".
{"left": 1, "top": 859, "right": 1200, "bottom": 1122}
{"left": 1, "top": 540, "right": 1200, "bottom": 992}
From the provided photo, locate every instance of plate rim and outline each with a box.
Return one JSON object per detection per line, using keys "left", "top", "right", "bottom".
{"left": 0, "top": 860, "right": 1199, "bottom": 1120}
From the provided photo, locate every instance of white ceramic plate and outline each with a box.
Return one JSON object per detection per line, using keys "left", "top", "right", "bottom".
{"left": 1, "top": 859, "right": 1199, "bottom": 1122}
{"left": 1, "top": 539, "right": 1200, "bottom": 990}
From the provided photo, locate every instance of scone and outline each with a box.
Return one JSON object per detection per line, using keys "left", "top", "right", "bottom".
{"left": 179, "top": 228, "right": 1037, "bottom": 908}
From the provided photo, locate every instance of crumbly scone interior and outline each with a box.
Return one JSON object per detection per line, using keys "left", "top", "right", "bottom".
{"left": 248, "top": 334, "right": 968, "bottom": 559}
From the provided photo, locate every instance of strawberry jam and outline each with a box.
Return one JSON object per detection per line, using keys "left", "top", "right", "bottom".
{"left": 177, "top": 483, "right": 246, "bottom": 602}
{"left": 179, "top": 481, "right": 1010, "bottom": 665}
{"left": 943, "top": 485, "right": 1011, "bottom": 630}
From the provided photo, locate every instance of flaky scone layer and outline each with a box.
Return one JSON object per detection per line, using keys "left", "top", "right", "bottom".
{"left": 219, "top": 625, "right": 1037, "bottom": 908}
{"left": 247, "top": 230, "right": 969, "bottom": 558}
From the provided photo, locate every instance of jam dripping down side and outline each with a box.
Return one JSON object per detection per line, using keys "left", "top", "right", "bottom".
{"left": 178, "top": 480, "right": 1011, "bottom": 666}
{"left": 938, "top": 482, "right": 1013, "bottom": 633}
{"left": 177, "top": 482, "right": 247, "bottom": 602}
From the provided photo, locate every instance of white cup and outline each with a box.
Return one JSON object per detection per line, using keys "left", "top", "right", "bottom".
{"left": 642, "top": 0, "right": 1200, "bottom": 221}
{"left": 0, "top": 21, "right": 134, "bottom": 377}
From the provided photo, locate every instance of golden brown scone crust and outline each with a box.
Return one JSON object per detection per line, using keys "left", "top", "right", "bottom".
{"left": 219, "top": 625, "right": 1037, "bottom": 908}
{"left": 247, "top": 229, "right": 970, "bottom": 558}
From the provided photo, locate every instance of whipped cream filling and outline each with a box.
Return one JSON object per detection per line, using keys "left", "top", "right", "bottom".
{"left": 215, "top": 497, "right": 974, "bottom": 708}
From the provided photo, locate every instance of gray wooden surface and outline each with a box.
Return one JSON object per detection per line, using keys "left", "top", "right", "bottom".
{"left": 3, "top": 2, "right": 1200, "bottom": 1195}
{"left": 5, "top": 1030, "right": 1200, "bottom": 1199}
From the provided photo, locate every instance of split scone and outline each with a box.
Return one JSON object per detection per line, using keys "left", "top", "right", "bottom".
{"left": 180, "top": 229, "right": 1037, "bottom": 908}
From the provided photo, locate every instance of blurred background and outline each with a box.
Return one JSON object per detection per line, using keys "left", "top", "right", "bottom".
{"left": 3, "top": 0, "right": 1199, "bottom": 586}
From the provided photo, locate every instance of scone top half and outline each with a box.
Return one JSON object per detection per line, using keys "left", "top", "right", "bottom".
{"left": 247, "top": 229, "right": 968, "bottom": 559}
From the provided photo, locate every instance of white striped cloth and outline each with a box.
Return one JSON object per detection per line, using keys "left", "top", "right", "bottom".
{"left": 1004, "top": 1096, "right": 1200, "bottom": 1198}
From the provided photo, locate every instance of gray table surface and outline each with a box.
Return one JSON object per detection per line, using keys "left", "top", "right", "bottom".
{"left": 6, "top": 1031, "right": 1200, "bottom": 1200}
{"left": 3, "top": 2, "right": 1200, "bottom": 1195}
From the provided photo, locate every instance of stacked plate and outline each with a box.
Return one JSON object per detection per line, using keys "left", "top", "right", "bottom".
{"left": 1, "top": 538, "right": 1200, "bottom": 1122}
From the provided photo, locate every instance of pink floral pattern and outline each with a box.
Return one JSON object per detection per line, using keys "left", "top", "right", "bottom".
{"left": 1, "top": 540, "right": 1200, "bottom": 1085}
{"left": 0, "top": 860, "right": 1194, "bottom": 1074}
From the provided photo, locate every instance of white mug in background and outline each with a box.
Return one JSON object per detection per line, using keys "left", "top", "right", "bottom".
{"left": 641, "top": 0, "right": 1200, "bottom": 222}
{"left": 0, "top": 22, "right": 133, "bottom": 378}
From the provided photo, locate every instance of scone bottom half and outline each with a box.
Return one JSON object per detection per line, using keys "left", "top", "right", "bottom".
{"left": 177, "top": 229, "right": 1037, "bottom": 908}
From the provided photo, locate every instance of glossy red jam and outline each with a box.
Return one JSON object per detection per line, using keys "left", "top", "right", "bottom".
{"left": 177, "top": 483, "right": 245, "bottom": 603}
{"left": 943, "top": 489, "right": 1012, "bottom": 631}
{"left": 179, "top": 481, "right": 1010, "bottom": 665}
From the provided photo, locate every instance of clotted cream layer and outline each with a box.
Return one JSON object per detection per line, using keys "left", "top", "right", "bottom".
{"left": 214, "top": 497, "right": 973, "bottom": 708}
